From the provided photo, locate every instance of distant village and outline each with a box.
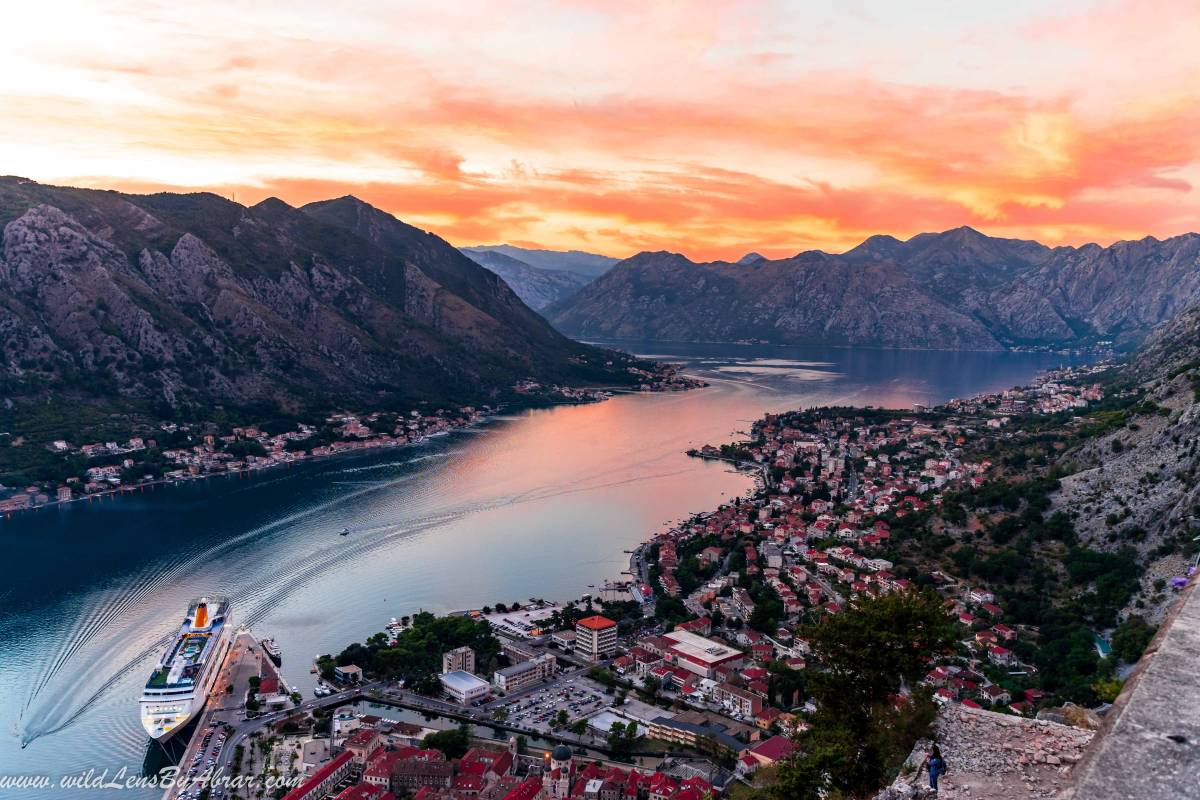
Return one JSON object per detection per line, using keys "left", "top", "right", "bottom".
{"left": 0, "top": 407, "right": 485, "bottom": 515}
{"left": 0, "top": 365, "right": 701, "bottom": 516}
{"left": 941, "top": 363, "right": 1110, "bottom": 420}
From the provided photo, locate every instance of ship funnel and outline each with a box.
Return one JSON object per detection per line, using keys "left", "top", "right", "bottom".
{"left": 194, "top": 602, "right": 208, "bottom": 629}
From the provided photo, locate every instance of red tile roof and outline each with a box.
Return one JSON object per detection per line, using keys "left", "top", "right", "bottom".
{"left": 502, "top": 776, "right": 544, "bottom": 800}
{"left": 282, "top": 751, "right": 353, "bottom": 800}
{"left": 577, "top": 615, "right": 617, "bottom": 630}
{"left": 334, "top": 785, "right": 393, "bottom": 800}
{"left": 749, "top": 734, "right": 796, "bottom": 763}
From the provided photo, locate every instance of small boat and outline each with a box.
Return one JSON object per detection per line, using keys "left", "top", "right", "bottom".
{"left": 260, "top": 637, "right": 282, "bottom": 666}
{"left": 339, "top": 527, "right": 350, "bottom": 536}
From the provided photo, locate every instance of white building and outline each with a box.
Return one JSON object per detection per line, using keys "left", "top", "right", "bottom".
{"left": 661, "top": 629, "right": 744, "bottom": 678}
{"left": 575, "top": 616, "right": 619, "bottom": 661}
{"left": 440, "top": 670, "right": 491, "bottom": 704}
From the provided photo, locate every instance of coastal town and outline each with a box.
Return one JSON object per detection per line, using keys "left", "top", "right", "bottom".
{"left": 0, "top": 365, "right": 700, "bottom": 516}
{"left": 157, "top": 361, "right": 1188, "bottom": 800}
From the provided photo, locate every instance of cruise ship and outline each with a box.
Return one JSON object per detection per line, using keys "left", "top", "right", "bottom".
{"left": 139, "top": 597, "right": 233, "bottom": 741}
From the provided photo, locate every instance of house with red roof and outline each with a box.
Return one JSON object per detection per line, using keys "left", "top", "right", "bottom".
{"left": 333, "top": 784, "right": 394, "bottom": 800}
{"left": 502, "top": 776, "right": 544, "bottom": 800}
{"left": 744, "top": 734, "right": 796, "bottom": 767}
{"left": 992, "top": 623, "right": 1017, "bottom": 641}
{"left": 344, "top": 728, "right": 383, "bottom": 768}
{"left": 755, "top": 707, "right": 783, "bottom": 730}
{"left": 282, "top": 751, "right": 355, "bottom": 800}
{"left": 988, "top": 644, "right": 1017, "bottom": 666}
{"left": 675, "top": 617, "right": 712, "bottom": 637}
{"left": 982, "top": 685, "right": 1011, "bottom": 706}
{"left": 458, "top": 747, "right": 513, "bottom": 779}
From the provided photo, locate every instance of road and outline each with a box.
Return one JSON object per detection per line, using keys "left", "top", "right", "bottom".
{"left": 196, "top": 673, "right": 614, "bottom": 795}
{"left": 161, "top": 630, "right": 266, "bottom": 798}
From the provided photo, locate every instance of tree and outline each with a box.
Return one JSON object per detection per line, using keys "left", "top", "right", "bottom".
{"left": 331, "top": 613, "right": 500, "bottom": 684}
{"left": 413, "top": 673, "right": 442, "bottom": 696}
{"left": 769, "top": 589, "right": 958, "bottom": 800}
{"left": 570, "top": 719, "right": 588, "bottom": 736}
{"left": 606, "top": 720, "right": 639, "bottom": 759}
{"left": 423, "top": 725, "right": 471, "bottom": 759}
{"left": 1112, "top": 615, "right": 1156, "bottom": 663}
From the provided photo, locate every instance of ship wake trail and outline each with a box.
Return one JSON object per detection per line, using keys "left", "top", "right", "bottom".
{"left": 18, "top": 632, "right": 174, "bottom": 746}
{"left": 13, "top": 445, "right": 703, "bottom": 749}
{"left": 20, "top": 558, "right": 176, "bottom": 718}
{"left": 15, "top": 473, "right": 422, "bottom": 745}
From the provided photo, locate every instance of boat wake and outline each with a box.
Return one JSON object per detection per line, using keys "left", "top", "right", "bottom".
{"left": 12, "top": 447, "right": 721, "bottom": 749}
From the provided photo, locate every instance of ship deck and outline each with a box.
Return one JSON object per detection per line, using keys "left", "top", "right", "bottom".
{"left": 145, "top": 617, "right": 226, "bottom": 690}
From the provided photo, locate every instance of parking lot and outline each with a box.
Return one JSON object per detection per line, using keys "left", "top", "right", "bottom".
{"left": 176, "top": 719, "right": 228, "bottom": 799}
{"left": 490, "top": 676, "right": 610, "bottom": 734}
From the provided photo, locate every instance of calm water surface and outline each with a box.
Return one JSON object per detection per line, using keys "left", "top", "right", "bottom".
{"left": 0, "top": 342, "right": 1090, "bottom": 797}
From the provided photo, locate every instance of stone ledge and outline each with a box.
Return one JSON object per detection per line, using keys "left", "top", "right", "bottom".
{"left": 878, "top": 703, "right": 1094, "bottom": 800}
{"left": 1060, "top": 572, "right": 1200, "bottom": 800}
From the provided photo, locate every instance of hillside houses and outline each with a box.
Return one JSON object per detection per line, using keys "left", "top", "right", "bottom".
{"left": 636, "top": 397, "right": 1091, "bottom": 726}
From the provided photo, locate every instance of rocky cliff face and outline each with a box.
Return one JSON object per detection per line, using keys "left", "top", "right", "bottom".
{"left": 548, "top": 227, "right": 1200, "bottom": 350}
{"left": 1048, "top": 300, "right": 1200, "bottom": 623}
{"left": 0, "top": 177, "right": 638, "bottom": 416}
{"left": 459, "top": 249, "right": 591, "bottom": 310}
{"left": 546, "top": 249, "right": 1002, "bottom": 349}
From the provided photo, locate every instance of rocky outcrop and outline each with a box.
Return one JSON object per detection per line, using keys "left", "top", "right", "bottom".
{"left": 878, "top": 704, "right": 1094, "bottom": 800}
{"left": 1049, "top": 300, "right": 1200, "bottom": 622}
{"left": 548, "top": 226, "right": 1200, "bottom": 350}
{"left": 0, "top": 177, "right": 641, "bottom": 416}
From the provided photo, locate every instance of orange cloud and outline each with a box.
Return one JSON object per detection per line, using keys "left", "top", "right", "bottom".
{"left": 7, "top": 1, "right": 1200, "bottom": 259}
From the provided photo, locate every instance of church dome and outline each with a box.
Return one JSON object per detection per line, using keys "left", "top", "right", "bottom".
{"left": 552, "top": 744, "right": 572, "bottom": 762}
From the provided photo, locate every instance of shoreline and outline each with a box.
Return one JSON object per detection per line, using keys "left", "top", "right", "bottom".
{"left": 0, "top": 374, "right": 705, "bottom": 521}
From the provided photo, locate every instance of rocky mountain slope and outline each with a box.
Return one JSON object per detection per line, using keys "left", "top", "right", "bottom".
{"left": 1050, "top": 300, "right": 1200, "bottom": 622}
{"left": 0, "top": 177, "right": 643, "bottom": 421}
{"left": 548, "top": 227, "right": 1200, "bottom": 350}
{"left": 546, "top": 249, "right": 1003, "bottom": 349}
{"left": 459, "top": 249, "right": 591, "bottom": 310}
{"left": 460, "top": 244, "right": 618, "bottom": 280}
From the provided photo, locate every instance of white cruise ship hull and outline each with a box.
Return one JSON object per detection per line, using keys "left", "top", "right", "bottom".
{"left": 139, "top": 598, "right": 233, "bottom": 741}
{"left": 140, "top": 691, "right": 206, "bottom": 743}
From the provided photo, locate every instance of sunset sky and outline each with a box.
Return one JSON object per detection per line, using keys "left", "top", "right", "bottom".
{"left": 4, "top": 0, "right": 1200, "bottom": 260}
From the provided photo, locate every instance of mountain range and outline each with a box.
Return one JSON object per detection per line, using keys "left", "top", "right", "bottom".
{"left": 546, "top": 227, "right": 1200, "bottom": 351}
{"left": 458, "top": 244, "right": 619, "bottom": 311}
{"left": 458, "top": 249, "right": 594, "bottom": 310}
{"left": 0, "top": 177, "right": 644, "bottom": 424}
{"left": 460, "top": 244, "right": 618, "bottom": 280}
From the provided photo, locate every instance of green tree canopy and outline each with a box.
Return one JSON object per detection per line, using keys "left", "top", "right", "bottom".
{"left": 769, "top": 589, "right": 958, "bottom": 800}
